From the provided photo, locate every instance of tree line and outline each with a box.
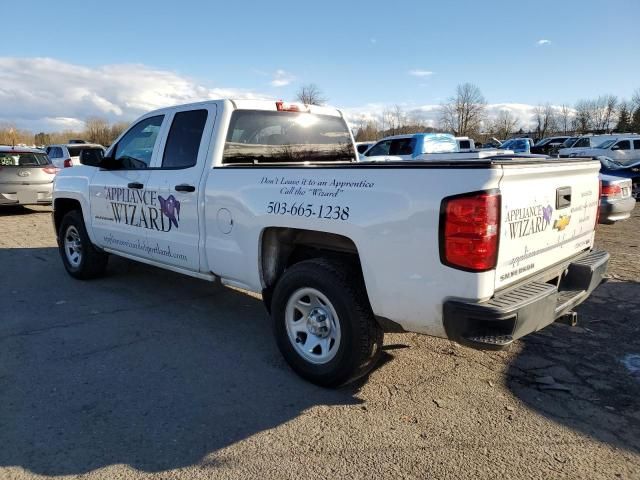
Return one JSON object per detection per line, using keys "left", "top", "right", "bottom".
{"left": 355, "top": 83, "right": 640, "bottom": 142}
{"left": 0, "top": 117, "right": 129, "bottom": 148}
{"left": 2, "top": 83, "right": 639, "bottom": 147}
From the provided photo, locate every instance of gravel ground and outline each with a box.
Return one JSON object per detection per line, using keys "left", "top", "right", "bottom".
{"left": 0, "top": 204, "right": 639, "bottom": 480}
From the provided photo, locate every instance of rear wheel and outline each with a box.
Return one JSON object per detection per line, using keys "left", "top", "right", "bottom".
{"left": 271, "top": 258, "right": 383, "bottom": 387}
{"left": 58, "top": 210, "right": 108, "bottom": 279}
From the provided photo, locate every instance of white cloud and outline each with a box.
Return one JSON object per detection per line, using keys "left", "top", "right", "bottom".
{"left": 270, "top": 69, "right": 295, "bottom": 87}
{"left": 536, "top": 39, "right": 551, "bottom": 46}
{"left": 0, "top": 57, "right": 268, "bottom": 131}
{"left": 408, "top": 70, "right": 434, "bottom": 77}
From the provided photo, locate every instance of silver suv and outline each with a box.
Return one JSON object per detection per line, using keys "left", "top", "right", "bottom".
{"left": 0, "top": 146, "right": 58, "bottom": 206}
{"left": 46, "top": 143, "right": 105, "bottom": 169}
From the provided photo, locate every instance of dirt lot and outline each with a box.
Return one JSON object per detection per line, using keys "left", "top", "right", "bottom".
{"left": 1, "top": 204, "right": 639, "bottom": 480}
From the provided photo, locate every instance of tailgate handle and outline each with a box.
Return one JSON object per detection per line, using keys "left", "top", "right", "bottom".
{"left": 556, "top": 186, "right": 571, "bottom": 209}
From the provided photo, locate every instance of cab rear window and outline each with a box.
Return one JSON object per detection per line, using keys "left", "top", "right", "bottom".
{"left": 222, "top": 110, "right": 355, "bottom": 164}
{"left": 0, "top": 152, "right": 50, "bottom": 166}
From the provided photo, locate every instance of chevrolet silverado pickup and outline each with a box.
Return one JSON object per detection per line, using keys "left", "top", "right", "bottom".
{"left": 52, "top": 99, "right": 609, "bottom": 387}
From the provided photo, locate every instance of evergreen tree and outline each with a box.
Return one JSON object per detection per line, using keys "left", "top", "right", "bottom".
{"left": 616, "top": 104, "right": 631, "bottom": 132}
{"left": 630, "top": 107, "right": 640, "bottom": 134}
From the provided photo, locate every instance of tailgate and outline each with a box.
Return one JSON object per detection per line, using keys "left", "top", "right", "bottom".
{"left": 495, "top": 160, "right": 600, "bottom": 290}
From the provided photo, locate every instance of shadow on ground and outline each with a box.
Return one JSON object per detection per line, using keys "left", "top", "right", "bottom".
{"left": 507, "top": 279, "right": 640, "bottom": 453}
{"left": 0, "top": 205, "right": 51, "bottom": 216}
{"left": 0, "top": 247, "right": 368, "bottom": 475}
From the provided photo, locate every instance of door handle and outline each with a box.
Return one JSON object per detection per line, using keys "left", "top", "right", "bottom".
{"left": 175, "top": 184, "right": 196, "bottom": 192}
{"left": 127, "top": 182, "right": 144, "bottom": 189}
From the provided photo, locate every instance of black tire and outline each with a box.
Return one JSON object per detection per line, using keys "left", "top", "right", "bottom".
{"left": 58, "top": 210, "right": 108, "bottom": 279}
{"left": 271, "top": 258, "right": 383, "bottom": 387}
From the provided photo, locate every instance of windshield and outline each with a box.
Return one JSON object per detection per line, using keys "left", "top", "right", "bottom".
{"left": 0, "top": 152, "right": 50, "bottom": 166}
{"left": 499, "top": 139, "right": 515, "bottom": 149}
{"left": 222, "top": 110, "right": 355, "bottom": 164}
{"left": 595, "top": 140, "right": 615, "bottom": 149}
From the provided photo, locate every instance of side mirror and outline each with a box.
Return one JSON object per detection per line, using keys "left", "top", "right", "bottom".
{"left": 98, "top": 156, "right": 122, "bottom": 170}
{"left": 79, "top": 149, "right": 104, "bottom": 167}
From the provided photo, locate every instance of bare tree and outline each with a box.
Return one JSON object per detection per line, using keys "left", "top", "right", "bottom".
{"left": 490, "top": 110, "right": 519, "bottom": 140}
{"left": 85, "top": 117, "right": 112, "bottom": 146}
{"left": 573, "top": 99, "right": 594, "bottom": 133}
{"left": 295, "top": 84, "right": 326, "bottom": 105}
{"left": 532, "top": 104, "right": 558, "bottom": 139}
{"left": 439, "top": 83, "right": 486, "bottom": 136}
{"left": 559, "top": 104, "right": 572, "bottom": 134}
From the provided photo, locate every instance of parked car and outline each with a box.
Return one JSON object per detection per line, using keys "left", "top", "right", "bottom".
{"left": 455, "top": 137, "right": 475, "bottom": 152}
{"left": 569, "top": 135, "right": 640, "bottom": 166}
{"left": 46, "top": 143, "right": 106, "bottom": 169}
{"left": 559, "top": 135, "right": 624, "bottom": 158}
{"left": 52, "top": 99, "right": 608, "bottom": 386}
{"left": 598, "top": 156, "right": 640, "bottom": 200}
{"left": 362, "top": 133, "right": 509, "bottom": 160}
{"left": 530, "top": 136, "right": 570, "bottom": 155}
{"left": 0, "top": 146, "right": 58, "bottom": 206}
{"left": 599, "top": 174, "right": 635, "bottom": 224}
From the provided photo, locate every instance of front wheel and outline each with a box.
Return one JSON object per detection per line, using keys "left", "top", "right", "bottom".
{"left": 271, "top": 258, "right": 383, "bottom": 387}
{"left": 58, "top": 210, "right": 108, "bottom": 279}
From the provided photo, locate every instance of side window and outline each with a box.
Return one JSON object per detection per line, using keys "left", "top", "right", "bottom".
{"left": 366, "top": 140, "right": 391, "bottom": 156}
{"left": 575, "top": 138, "right": 590, "bottom": 148}
{"left": 356, "top": 144, "right": 370, "bottom": 154}
{"left": 389, "top": 138, "right": 415, "bottom": 155}
{"left": 614, "top": 140, "right": 631, "bottom": 150}
{"left": 113, "top": 115, "right": 164, "bottom": 169}
{"left": 458, "top": 140, "right": 471, "bottom": 150}
{"left": 633, "top": 140, "right": 640, "bottom": 150}
{"left": 161, "top": 109, "right": 208, "bottom": 168}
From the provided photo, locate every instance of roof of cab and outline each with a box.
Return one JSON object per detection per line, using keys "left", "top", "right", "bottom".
{"left": 143, "top": 99, "right": 344, "bottom": 118}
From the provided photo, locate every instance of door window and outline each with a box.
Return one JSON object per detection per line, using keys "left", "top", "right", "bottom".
{"left": 633, "top": 140, "right": 640, "bottom": 149}
{"left": 574, "top": 138, "right": 590, "bottom": 148}
{"left": 614, "top": 140, "right": 631, "bottom": 150}
{"left": 161, "top": 109, "right": 208, "bottom": 168}
{"left": 113, "top": 115, "right": 164, "bottom": 169}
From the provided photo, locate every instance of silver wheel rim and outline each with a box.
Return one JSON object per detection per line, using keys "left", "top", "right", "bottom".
{"left": 285, "top": 287, "right": 342, "bottom": 365}
{"left": 63, "top": 225, "right": 83, "bottom": 267}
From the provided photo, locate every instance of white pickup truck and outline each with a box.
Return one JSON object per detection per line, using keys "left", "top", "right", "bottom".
{"left": 52, "top": 99, "right": 609, "bottom": 387}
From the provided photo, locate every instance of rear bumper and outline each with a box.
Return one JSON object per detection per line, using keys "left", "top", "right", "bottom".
{"left": 599, "top": 197, "right": 636, "bottom": 224}
{"left": 0, "top": 183, "right": 53, "bottom": 205}
{"left": 443, "top": 249, "right": 609, "bottom": 350}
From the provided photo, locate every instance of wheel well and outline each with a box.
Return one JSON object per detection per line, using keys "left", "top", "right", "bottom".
{"left": 53, "top": 198, "right": 82, "bottom": 237}
{"left": 260, "top": 227, "right": 362, "bottom": 309}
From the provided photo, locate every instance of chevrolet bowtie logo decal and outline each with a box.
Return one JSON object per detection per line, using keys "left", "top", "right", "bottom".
{"left": 553, "top": 215, "right": 571, "bottom": 231}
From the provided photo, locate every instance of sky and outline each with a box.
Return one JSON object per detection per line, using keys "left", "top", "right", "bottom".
{"left": 2, "top": 0, "right": 639, "bottom": 132}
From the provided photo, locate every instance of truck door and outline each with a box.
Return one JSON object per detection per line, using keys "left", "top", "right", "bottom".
{"left": 143, "top": 105, "right": 216, "bottom": 271}
{"left": 89, "top": 114, "right": 166, "bottom": 259}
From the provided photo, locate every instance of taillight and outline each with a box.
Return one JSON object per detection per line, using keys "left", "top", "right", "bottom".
{"left": 43, "top": 166, "right": 59, "bottom": 175}
{"left": 63, "top": 159, "right": 73, "bottom": 168}
{"left": 440, "top": 191, "right": 501, "bottom": 272}
{"left": 601, "top": 184, "right": 621, "bottom": 198}
{"left": 595, "top": 179, "right": 602, "bottom": 225}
